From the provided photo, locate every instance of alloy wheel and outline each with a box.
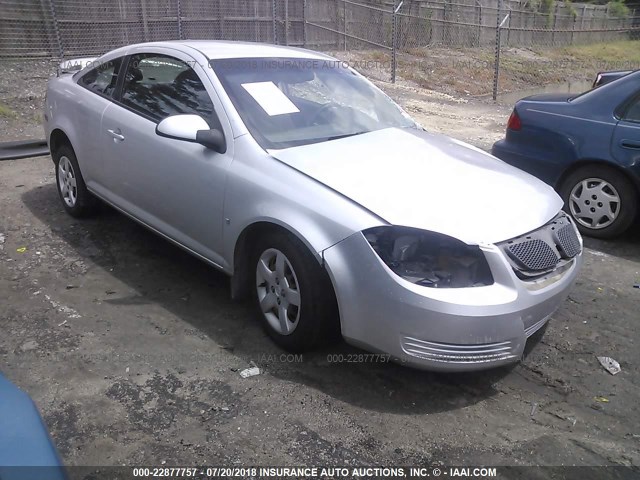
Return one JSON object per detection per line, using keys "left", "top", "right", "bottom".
{"left": 58, "top": 156, "right": 78, "bottom": 208}
{"left": 255, "top": 248, "right": 301, "bottom": 336}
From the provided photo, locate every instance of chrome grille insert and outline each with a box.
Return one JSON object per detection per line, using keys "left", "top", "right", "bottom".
{"left": 401, "top": 337, "right": 517, "bottom": 364}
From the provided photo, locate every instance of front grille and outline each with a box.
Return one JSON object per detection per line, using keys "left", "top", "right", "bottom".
{"left": 498, "top": 212, "right": 582, "bottom": 280}
{"left": 401, "top": 337, "right": 518, "bottom": 364}
{"left": 507, "top": 239, "right": 559, "bottom": 271}
{"left": 555, "top": 223, "right": 581, "bottom": 259}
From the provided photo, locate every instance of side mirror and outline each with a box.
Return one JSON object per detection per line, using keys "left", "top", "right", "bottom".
{"left": 156, "top": 114, "right": 226, "bottom": 154}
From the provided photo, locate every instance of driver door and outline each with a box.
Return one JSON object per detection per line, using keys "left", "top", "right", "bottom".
{"left": 98, "top": 49, "right": 233, "bottom": 268}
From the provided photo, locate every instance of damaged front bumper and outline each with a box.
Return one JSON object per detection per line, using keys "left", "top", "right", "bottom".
{"left": 322, "top": 230, "right": 582, "bottom": 372}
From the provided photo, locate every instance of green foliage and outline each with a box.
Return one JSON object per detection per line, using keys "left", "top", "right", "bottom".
{"left": 0, "top": 103, "right": 16, "bottom": 118}
{"left": 565, "top": 0, "right": 579, "bottom": 18}
{"left": 542, "top": 0, "right": 556, "bottom": 27}
{"left": 527, "top": 0, "right": 558, "bottom": 27}
{"left": 607, "top": 0, "right": 630, "bottom": 17}
{"left": 527, "top": 0, "right": 556, "bottom": 13}
{"left": 539, "top": 0, "right": 556, "bottom": 13}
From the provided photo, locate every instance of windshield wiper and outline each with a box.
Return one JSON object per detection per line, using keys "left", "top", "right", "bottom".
{"left": 324, "top": 131, "right": 368, "bottom": 142}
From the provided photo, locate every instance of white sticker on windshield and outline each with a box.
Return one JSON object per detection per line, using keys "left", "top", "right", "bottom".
{"left": 241, "top": 81, "right": 300, "bottom": 116}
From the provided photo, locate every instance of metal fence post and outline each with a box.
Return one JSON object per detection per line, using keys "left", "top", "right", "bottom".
{"left": 284, "top": 0, "right": 289, "bottom": 46}
{"left": 140, "top": 0, "right": 150, "bottom": 42}
{"left": 272, "top": 0, "right": 278, "bottom": 44}
{"left": 177, "top": 0, "right": 183, "bottom": 40}
{"left": 303, "top": 0, "right": 307, "bottom": 47}
{"left": 343, "top": 0, "right": 347, "bottom": 51}
{"left": 392, "top": 1, "right": 398, "bottom": 84}
{"left": 443, "top": 0, "right": 448, "bottom": 44}
{"left": 47, "top": 0, "right": 64, "bottom": 58}
{"left": 219, "top": 0, "right": 225, "bottom": 40}
{"left": 475, "top": 0, "right": 482, "bottom": 47}
{"left": 551, "top": 2, "right": 558, "bottom": 46}
{"left": 506, "top": 6, "right": 511, "bottom": 46}
{"left": 492, "top": 0, "right": 503, "bottom": 101}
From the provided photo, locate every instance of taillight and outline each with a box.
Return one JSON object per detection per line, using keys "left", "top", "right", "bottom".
{"left": 507, "top": 110, "right": 522, "bottom": 131}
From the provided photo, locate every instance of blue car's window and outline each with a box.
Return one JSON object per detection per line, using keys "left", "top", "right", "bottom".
{"left": 121, "top": 54, "right": 215, "bottom": 125}
{"left": 623, "top": 97, "right": 640, "bottom": 123}
{"left": 78, "top": 58, "right": 122, "bottom": 98}
{"left": 211, "top": 57, "right": 416, "bottom": 150}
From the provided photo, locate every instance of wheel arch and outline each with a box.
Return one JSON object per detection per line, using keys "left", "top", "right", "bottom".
{"left": 231, "top": 221, "right": 316, "bottom": 301}
{"left": 49, "top": 128, "right": 74, "bottom": 159}
{"left": 555, "top": 159, "right": 640, "bottom": 198}
{"left": 229, "top": 221, "right": 339, "bottom": 314}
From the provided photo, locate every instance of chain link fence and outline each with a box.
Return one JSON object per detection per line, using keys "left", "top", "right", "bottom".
{"left": 1, "top": 0, "right": 639, "bottom": 97}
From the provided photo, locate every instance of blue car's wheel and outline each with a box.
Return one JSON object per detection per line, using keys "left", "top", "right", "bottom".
{"left": 560, "top": 166, "right": 637, "bottom": 239}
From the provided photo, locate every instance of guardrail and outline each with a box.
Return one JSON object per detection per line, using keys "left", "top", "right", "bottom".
{"left": 0, "top": 140, "right": 50, "bottom": 161}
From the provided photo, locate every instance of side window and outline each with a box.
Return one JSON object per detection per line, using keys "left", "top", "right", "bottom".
{"left": 78, "top": 58, "right": 122, "bottom": 97}
{"left": 623, "top": 96, "right": 640, "bottom": 123}
{"left": 120, "top": 54, "right": 214, "bottom": 124}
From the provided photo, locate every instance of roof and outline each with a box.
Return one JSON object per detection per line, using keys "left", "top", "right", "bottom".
{"left": 133, "top": 40, "right": 335, "bottom": 61}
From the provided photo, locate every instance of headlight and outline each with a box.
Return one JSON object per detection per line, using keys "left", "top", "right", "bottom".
{"left": 363, "top": 226, "right": 494, "bottom": 288}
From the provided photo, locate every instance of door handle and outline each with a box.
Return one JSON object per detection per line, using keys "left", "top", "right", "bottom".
{"left": 107, "top": 129, "right": 125, "bottom": 142}
{"left": 620, "top": 139, "right": 640, "bottom": 150}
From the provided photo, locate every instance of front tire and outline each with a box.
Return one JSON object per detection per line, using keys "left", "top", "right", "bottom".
{"left": 252, "top": 231, "right": 339, "bottom": 352}
{"left": 559, "top": 166, "right": 637, "bottom": 239}
{"left": 53, "top": 144, "right": 98, "bottom": 217}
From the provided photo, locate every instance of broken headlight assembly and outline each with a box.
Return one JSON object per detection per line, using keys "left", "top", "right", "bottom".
{"left": 363, "top": 226, "right": 494, "bottom": 288}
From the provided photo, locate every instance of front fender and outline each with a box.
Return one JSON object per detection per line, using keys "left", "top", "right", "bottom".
{"left": 221, "top": 136, "right": 385, "bottom": 271}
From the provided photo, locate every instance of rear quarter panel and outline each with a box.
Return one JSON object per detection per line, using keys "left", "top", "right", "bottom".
{"left": 45, "top": 74, "right": 113, "bottom": 184}
{"left": 508, "top": 102, "right": 616, "bottom": 185}
{"left": 497, "top": 73, "right": 640, "bottom": 187}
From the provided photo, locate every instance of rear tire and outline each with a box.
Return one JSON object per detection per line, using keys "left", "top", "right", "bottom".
{"left": 559, "top": 165, "right": 637, "bottom": 239}
{"left": 251, "top": 231, "right": 339, "bottom": 352}
{"left": 53, "top": 144, "right": 98, "bottom": 218}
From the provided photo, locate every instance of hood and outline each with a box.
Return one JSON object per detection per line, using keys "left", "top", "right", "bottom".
{"left": 270, "top": 128, "right": 562, "bottom": 245}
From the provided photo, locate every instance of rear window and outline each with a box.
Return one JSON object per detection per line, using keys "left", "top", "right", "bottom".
{"left": 78, "top": 58, "right": 122, "bottom": 98}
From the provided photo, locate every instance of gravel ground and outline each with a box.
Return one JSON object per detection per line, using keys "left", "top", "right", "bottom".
{"left": 1, "top": 57, "right": 639, "bottom": 471}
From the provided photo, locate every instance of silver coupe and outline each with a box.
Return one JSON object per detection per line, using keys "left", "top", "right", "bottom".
{"left": 44, "top": 41, "right": 583, "bottom": 371}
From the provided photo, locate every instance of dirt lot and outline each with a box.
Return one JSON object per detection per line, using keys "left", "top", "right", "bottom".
{"left": 1, "top": 51, "right": 640, "bottom": 471}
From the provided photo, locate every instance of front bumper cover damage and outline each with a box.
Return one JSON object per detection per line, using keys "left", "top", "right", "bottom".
{"left": 321, "top": 219, "right": 583, "bottom": 371}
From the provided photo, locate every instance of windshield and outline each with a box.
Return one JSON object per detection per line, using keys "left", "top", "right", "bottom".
{"left": 211, "top": 57, "right": 417, "bottom": 150}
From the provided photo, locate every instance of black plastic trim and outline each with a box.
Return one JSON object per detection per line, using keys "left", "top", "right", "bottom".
{"left": 0, "top": 140, "right": 50, "bottom": 161}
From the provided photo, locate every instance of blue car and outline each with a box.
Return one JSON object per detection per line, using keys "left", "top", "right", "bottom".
{"left": 0, "top": 374, "right": 66, "bottom": 480}
{"left": 492, "top": 70, "right": 640, "bottom": 238}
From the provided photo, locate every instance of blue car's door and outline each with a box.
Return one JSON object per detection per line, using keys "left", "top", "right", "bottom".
{"left": 611, "top": 94, "right": 640, "bottom": 168}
